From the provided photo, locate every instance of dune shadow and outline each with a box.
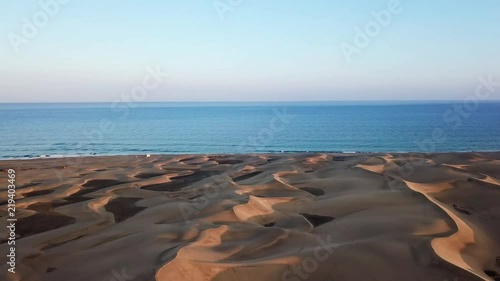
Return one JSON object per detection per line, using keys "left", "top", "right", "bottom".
{"left": 233, "top": 171, "right": 263, "bottom": 182}
{"left": 208, "top": 156, "right": 244, "bottom": 165}
{"left": 104, "top": 197, "right": 146, "bottom": 223}
{"left": 300, "top": 213, "right": 334, "bottom": 227}
{"left": 142, "top": 170, "right": 224, "bottom": 191}
{"left": 17, "top": 212, "right": 76, "bottom": 238}
{"left": 299, "top": 187, "right": 325, "bottom": 196}
{"left": 134, "top": 172, "right": 166, "bottom": 179}
{"left": 23, "top": 189, "right": 55, "bottom": 198}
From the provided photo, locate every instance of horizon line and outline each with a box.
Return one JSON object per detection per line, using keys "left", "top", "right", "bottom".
{"left": 2, "top": 100, "right": 500, "bottom": 104}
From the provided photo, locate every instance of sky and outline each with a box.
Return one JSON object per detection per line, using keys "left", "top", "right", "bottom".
{"left": 0, "top": 0, "right": 499, "bottom": 102}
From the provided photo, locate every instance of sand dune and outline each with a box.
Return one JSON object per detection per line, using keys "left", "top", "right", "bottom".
{"left": 1, "top": 153, "right": 499, "bottom": 281}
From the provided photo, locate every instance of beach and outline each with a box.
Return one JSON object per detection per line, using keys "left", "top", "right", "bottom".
{"left": 1, "top": 152, "right": 500, "bottom": 281}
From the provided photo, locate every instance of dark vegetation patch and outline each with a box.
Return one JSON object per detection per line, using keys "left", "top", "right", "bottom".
{"left": 104, "top": 197, "right": 146, "bottom": 223}
{"left": 233, "top": 171, "right": 263, "bottom": 182}
{"left": 301, "top": 213, "right": 334, "bottom": 227}
{"left": 299, "top": 187, "right": 325, "bottom": 196}
{"left": 142, "top": 170, "right": 223, "bottom": 191}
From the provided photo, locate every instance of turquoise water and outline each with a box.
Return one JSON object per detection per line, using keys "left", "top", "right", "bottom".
{"left": 0, "top": 102, "right": 499, "bottom": 159}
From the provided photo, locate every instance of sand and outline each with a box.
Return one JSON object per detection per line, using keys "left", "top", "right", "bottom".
{"left": 1, "top": 153, "right": 500, "bottom": 281}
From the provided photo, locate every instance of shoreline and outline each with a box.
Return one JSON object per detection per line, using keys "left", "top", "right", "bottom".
{"left": 2, "top": 150, "right": 500, "bottom": 162}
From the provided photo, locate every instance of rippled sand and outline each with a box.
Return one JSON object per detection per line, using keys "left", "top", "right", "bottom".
{"left": 1, "top": 153, "right": 500, "bottom": 281}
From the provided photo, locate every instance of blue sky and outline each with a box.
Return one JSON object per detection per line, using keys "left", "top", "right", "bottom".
{"left": 1, "top": 0, "right": 499, "bottom": 102}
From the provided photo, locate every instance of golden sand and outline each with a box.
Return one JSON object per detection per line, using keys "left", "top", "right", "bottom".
{"left": 1, "top": 153, "right": 499, "bottom": 281}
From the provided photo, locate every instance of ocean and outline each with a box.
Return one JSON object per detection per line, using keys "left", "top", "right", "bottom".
{"left": 1, "top": 102, "right": 499, "bottom": 159}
